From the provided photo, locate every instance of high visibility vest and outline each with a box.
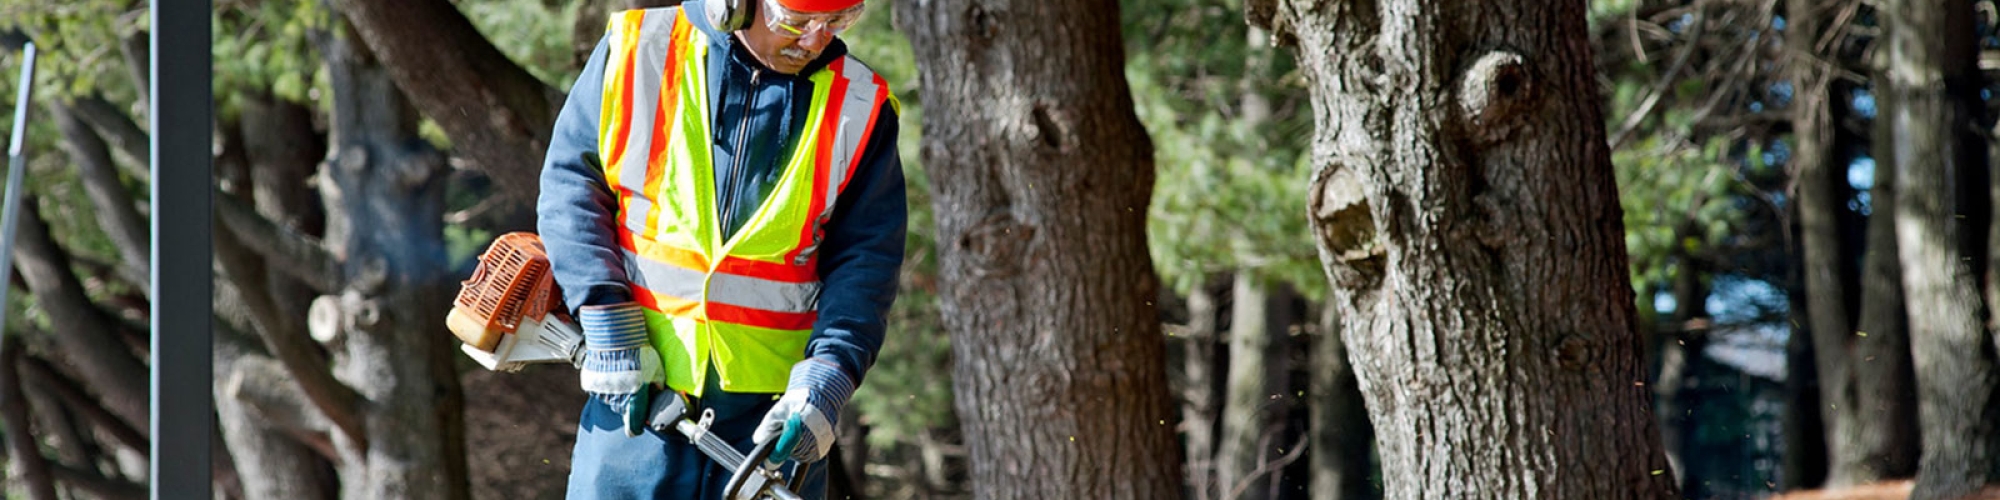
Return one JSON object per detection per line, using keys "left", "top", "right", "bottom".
{"left": 597, "top": 8, "right": 893, "bottom": 394}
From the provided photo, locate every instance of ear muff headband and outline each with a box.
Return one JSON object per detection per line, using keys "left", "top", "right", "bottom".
{"left": 705, "top": 0, "right": 753, "bottom": 32}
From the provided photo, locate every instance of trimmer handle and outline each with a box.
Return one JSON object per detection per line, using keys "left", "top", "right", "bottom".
{"left": 726, "top": 414, "right": 804, "bottom": 500}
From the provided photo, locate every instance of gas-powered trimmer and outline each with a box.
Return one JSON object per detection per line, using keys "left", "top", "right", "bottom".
{"left": 447, "top": 232, "right": 808, "bottom": 499}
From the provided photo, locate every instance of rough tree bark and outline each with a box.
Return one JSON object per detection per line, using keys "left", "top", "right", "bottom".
{"left": 1879, "top": 0, "right": 2000, "bottom": 497}
{"left": 314, "top": 19, "right": 467, "bottom": 500}
{"left": 1253, "top": 0, "right": 1678, "bottom": 497}
{"left": 894, "top": 0, "right": 1186, "bottom": 496}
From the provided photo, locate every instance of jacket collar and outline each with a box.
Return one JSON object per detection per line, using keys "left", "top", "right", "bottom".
{"left": 683, "top": 0, "right": 848, "bottom": 77}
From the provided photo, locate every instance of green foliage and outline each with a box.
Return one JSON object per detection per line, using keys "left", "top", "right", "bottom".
{"left": 1589, "top": 0, "right": 1641, "bottom": 30}
{"left": 212, "top": 0, "right": 331, "bottom": 114}
{"left": 0, "top": 0, "right": 146, "bottom": 103}
{"left": 1593, "top": 0, "right": 1788, "bottom": 319}
{"left": 1123, "top": 0, "right": 1324, "bottom": 300}
{"left": 460, "top": 0, "right": 580, "bottom": 88}
{"left": 0, "top": 15, "right": 145, "bottom": 335}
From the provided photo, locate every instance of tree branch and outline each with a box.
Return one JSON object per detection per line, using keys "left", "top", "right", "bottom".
{"left": 0, "top": 28, "right": 27, "bottom": 51}
{"left": 1222, "top": 432, "right": 1308, "bottom": 500}
{"left": 47, "top": 462, "right": 148, "bottom": 500}
{"left": 21, "top": 381, "right": 96, "bottom": 473}
{"left": 50, "top": 102, "right": 151, "bottom": 283}
{"left": 212, "top": 211, "right": 369, "bottom": 451}
{"left": 213, "top": 189, "right": 341, "bottom": 294}
{"left": 212, "top": 316, "right": 341, "bottom": 497}
{"left": 0, "top": 335, "right": 60, "bottom": 500}
{"left": 222, "top": 352, "right": 341, "bottom": 462}
{"left": 325, "top": 0, "right": 560, "bottom": 233}
{"left": 117, "top": 26, "right": 149, "bottom": 107}
{"left": 11, "top": 196, "right": 151, "bottom": 434}
{"left": 1609, "top": 9, "right": 1705, "bottom": 149}
{"left": 18, "top": 354, "right": 148, "bottom": 453}
{"left": 66, "top": 94, "right": 153, "bottom": 184}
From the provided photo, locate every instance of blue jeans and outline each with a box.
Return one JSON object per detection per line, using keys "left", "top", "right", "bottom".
{"left": 567, "top": 390, "right": 828, "bottom": 500}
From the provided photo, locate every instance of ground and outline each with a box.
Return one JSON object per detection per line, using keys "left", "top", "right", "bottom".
{"left": 462, "top": 363, "right": 583, "bottom": 500}
{"left": 1768, "top": 480, "right": 2000, "bottom": 500}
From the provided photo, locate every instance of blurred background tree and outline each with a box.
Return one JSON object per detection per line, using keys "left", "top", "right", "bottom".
{"left": 2, "top": 0, "right": 1998, "bottom": 498}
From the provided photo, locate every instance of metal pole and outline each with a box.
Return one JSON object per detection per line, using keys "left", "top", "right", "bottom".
{"left": 0, "top": 41, "right": 36, "bottom": 340}
{"left": 153, "top": 0, "right": 213, "bottom": 495}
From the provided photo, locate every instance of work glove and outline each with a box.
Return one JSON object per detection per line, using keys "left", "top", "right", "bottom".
{"left": 752, "top": 358, "right": 856, "bottom": 463}
{"left": 577, "top": 302, "right": 664, "bottom": 437}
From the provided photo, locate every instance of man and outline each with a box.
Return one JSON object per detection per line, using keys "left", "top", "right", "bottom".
{"left": 535, "top": 0, "right": 905, "bottom": 495}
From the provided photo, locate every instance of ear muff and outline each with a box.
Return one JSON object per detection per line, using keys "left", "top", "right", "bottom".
{"left": 705, "top": 0, "right": 752, "bottom": 31}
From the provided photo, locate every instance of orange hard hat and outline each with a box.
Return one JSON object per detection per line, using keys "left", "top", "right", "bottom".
{"left": 773, "top": 0, "right": 862, "bottom": 12}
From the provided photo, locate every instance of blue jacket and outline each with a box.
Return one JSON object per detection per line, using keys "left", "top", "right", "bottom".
{"left": 536, "top": 2, "right": 906, "bottom": 390}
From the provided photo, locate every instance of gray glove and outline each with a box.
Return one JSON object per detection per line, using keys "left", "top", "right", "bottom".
{"left": 577, "top": 302, "right": 664, "bottom": 436}
{"left": 751, "top": 358, "right": 856, "bottom": 463}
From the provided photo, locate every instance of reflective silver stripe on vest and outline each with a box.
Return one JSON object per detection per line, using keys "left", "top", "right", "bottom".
{"left": 623, "top": 249, "right": 823, "bottom": 314}
{"left": 791, "top": 58, "right": 881, "bottom": 265}
{"left": 828, "top": 58, "right": 878, "bottom": 200}
{"left": 619, "top": 11, "right": 677, "bottom": 233}
{"left": 622, "top": 249, "right": 704, "bottom": 301}
{"left": 709, "top": 272, "right": 821, "bottom": 314}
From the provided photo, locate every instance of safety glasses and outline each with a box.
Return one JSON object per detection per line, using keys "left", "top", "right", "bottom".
{"left": 761, "top": 0, "right": 865, "bottom": 38}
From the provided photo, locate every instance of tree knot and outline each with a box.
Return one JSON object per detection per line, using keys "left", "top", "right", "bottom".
{"left": 960, "top": 211, "right": 1033, "bottom": 278}
{"left": 1457, "top": 49, "right": 1533, "bottom": 143}
{"left": 1309, "top": 162, "right": 1384, "bottom": 289}
{"left": 1553, "top": 332, "right": 1596, "bottom": 372}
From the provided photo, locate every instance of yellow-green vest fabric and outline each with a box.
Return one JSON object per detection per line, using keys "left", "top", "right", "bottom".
{"left": 597, "top": 7, "right": 891, "bottom": 394}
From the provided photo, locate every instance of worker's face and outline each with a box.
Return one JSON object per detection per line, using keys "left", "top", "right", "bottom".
{"left": 737, "top": 0, "right": 862, "bottom": 75}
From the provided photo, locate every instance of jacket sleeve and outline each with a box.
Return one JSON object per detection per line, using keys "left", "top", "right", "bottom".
{"left": 807, "top": 100, "right": 907, "bottom": 385}
{"left": 537, "top": 36, "right": 634, "bottom": 315}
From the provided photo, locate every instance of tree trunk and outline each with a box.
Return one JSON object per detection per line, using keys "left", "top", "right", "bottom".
{"left": 316, "top": 17, "right": 467, "bottom": 500}
{"left": 1311, "top": 295, "right": 1376, "bottom": 500}
{"left": 1880, "top": 0, "right": 2000, "bottom": 497}
{"left": 1183, "top": 277, "right": 1224, "bottom": 499}
{"left": 1991, "top": 78, "right": 2000, "bottom": 428}
{"left": 894, "top": 0, "right": 1186, "bottom": 496}
{"left": 1263, "top": 0, "right": 1678, "bottom": 497}
{"left": 1653, "top": 249, "right": 1707, "bottom": 490}
{"left": 1789, "top": 0, "right": 1858, "bottom": 487}
{"left": 0, "top": 335, "right": 59, "bottom": 500}
{"left": 1788, "top": 0, "right": 1917, "bottom": 484}
{"left": 213, "top": 322, "right": 337, "bottom": 500}
{"left": 49, "top": 102, "right": 150, "bottom": 285}
{"left": 834, "top": 403, "right": 868, "bottom": 499}
{"left": 325, "top": 0, "right": 561, "bottom": 232}
{"left": 1217, "top": 275, "right": 1292, "bottom": 500}
{"left": 22, "top": 380, "right": 95, "bottom": 481}
{"left": 1784, "top": 267, "right": 1829, "bottom": 490}
{"left": 9, "top": 197, "right": 150, "bottom": 435}
{"left": 1849, "top": 143, "right": 1919, "bottom": 480}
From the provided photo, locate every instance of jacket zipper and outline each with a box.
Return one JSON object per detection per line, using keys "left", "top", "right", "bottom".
{"left": 721, "top": 68, "right": 762, "bottom": 241}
